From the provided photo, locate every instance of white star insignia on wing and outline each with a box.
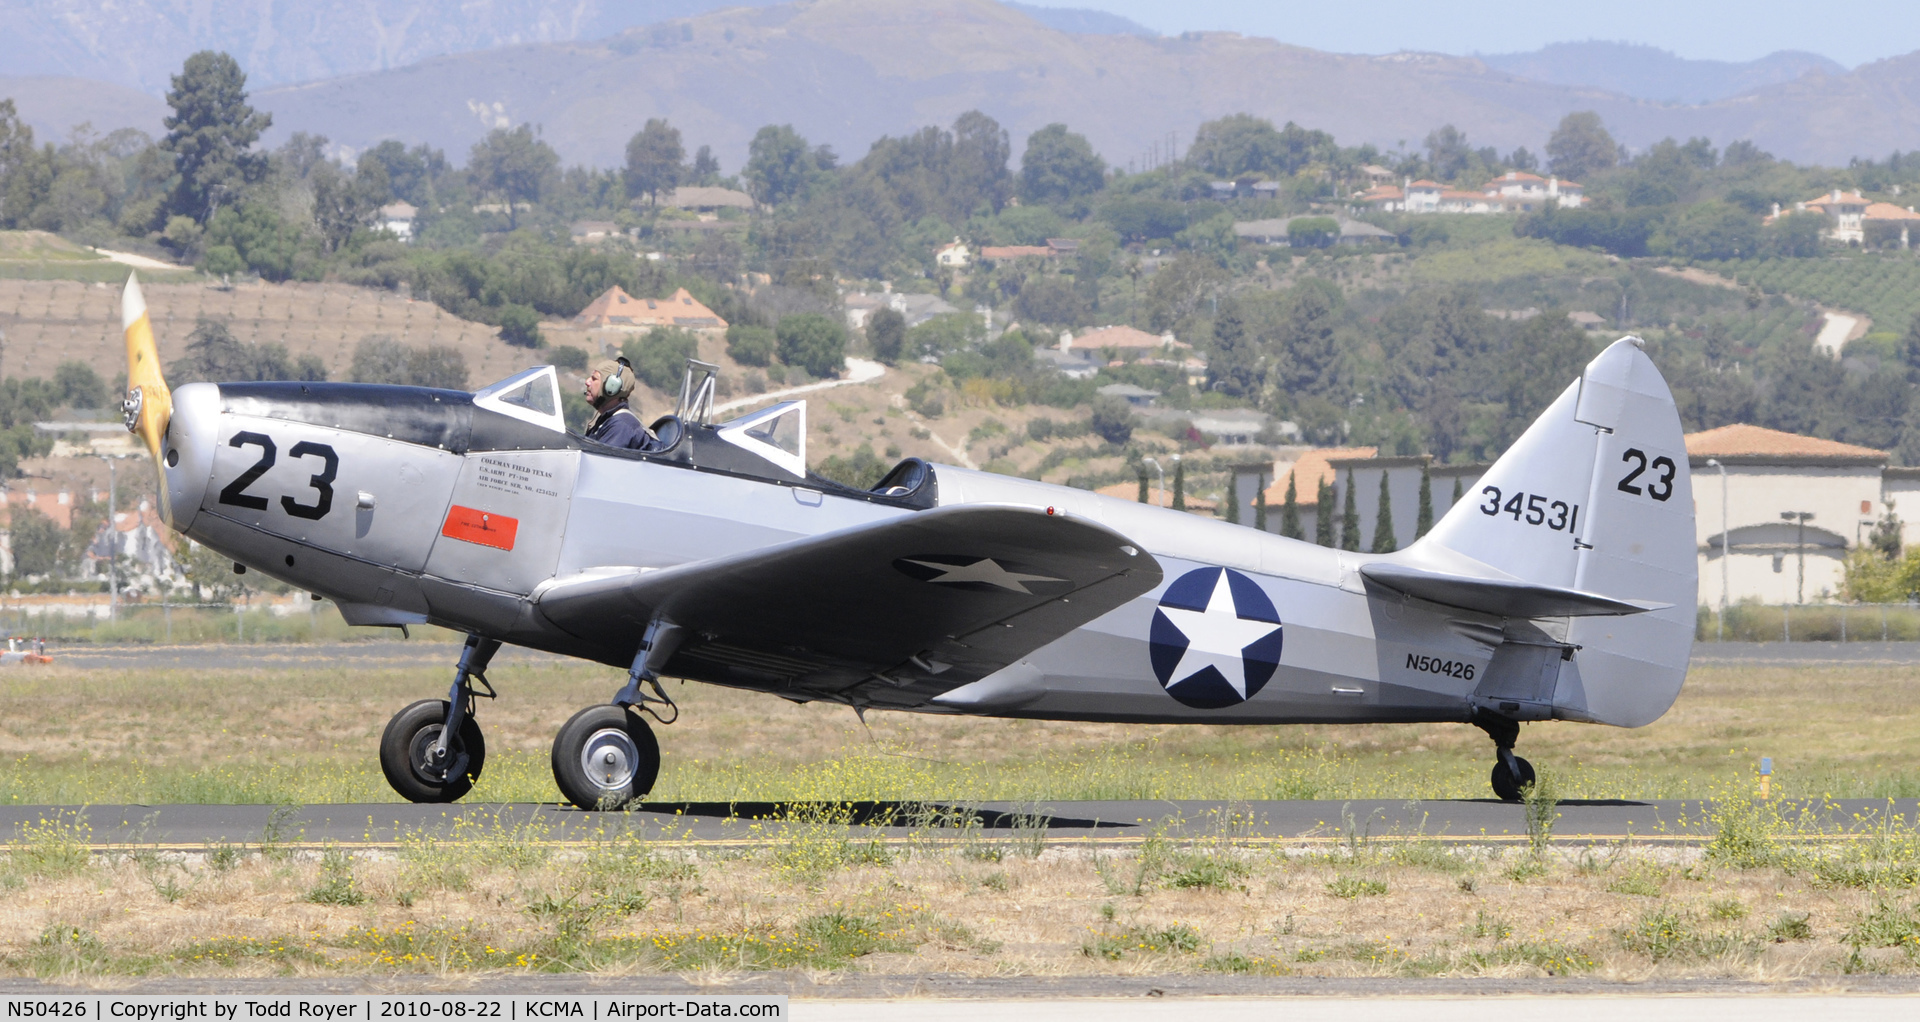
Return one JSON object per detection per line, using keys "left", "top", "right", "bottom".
{"left": 1158, "top": 570, "right": 1281, "bottom": 697}
{"left": 904, "top": 557, "right": 1064, "bottom": 594}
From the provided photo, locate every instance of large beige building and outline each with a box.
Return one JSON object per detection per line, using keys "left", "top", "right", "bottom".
{"left": 1687, "top": 424, "right": 1886, "bottom": 606}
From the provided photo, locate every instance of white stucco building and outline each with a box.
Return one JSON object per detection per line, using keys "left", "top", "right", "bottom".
{"left": 1688, "top": 423, "right": 1885, "bottom": 606}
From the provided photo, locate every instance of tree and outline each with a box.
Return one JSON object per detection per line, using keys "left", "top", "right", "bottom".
{"left": 775, "top": 313, "right": 847, "bottom": 378}
{"left": 1171, "top": 459, "right": 1186, "bottom": 511}
{"left": 624, "top": 118, "right": 685, "bottom": 205}
{"left": 468, "top": 124, "right": 557, "bottom": 228}
{"left": 1667, "top": 201, "right": 1761, "bottom": 260}
{"left": 1273, "top": 281, "right": 1340, "bottom": 396}
{"left": 744, "top": 125, "right": 825, "bottom": 206}
{"left": 1771, "top": 212, "right": 1825, "bottom": 257}
{"left": 727, "top": 324, "right": 775, "bottom": 367}
{"left": 1019, "top": 123, "right": 1105, "bottom": 205}
{"left": 350, "top": 337, "right": 469, "bottom": 389}
{"left": 1279, "top": 473, "right": 1300, "bottom": 539}
{"left": 1546, "top": 111, "right": 1616, "bottom": 182}
{"left": 54, "top": 361, "right": 104, "bottom": 409}
{"left": 9, "top": 506, "right": 61, "bottom": 578}
{"left": 1222, "top": 479, "right": 1240, "bottom": 524}
{"left": 866, "top": 308, "right": 906, "bottom": 365}
{"left": 1190, "top": 114, "right": 1332, "bottom": 178}
{"left": 623, "top": 327, "right": 701, "bottom": 391}
{"left": 161, "top": 51, "right": 272, "bottom": 224}
{"left": 1137, "top": 469, "right": 1149, "bottom": 503}
{"left": 1415, "top": 464, "right": 1434, "bottom": 538}
{"left": 308, "top": 159, "right": 386, "bottom": 252}
{"left": 1371, "top": 472, "right": 1398, "bottom": 553}
{"left": 1208, "top": 294, "right": 1261, "bottom": 397}
{"left": 497, "top": 304, "right": 543, "bottom": 348}
{"left": 167, "top": 318, "right": 325, "bottom": 383}
{"left": 691, "top": 145, "right": 721, "bottom": 185}
{"left": 1340, "top": 470, "right": 1361, "bottom": 551}
{"left": 1314, "top": 478, "right": 1334, "bottom": 546}
{"left": 950, "top": 110, "right": 1013, "bottom": 215}
{"left": 1424, "top": 124, "right": 1473, "bottom": 181}
{"left": 1090, "top": 395, "right": 1134, "bottom": 445}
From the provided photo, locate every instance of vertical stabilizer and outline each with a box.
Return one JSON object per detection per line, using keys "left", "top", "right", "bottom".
{"left": 1412, "top": 337, "right": 1696, "bottom": 727}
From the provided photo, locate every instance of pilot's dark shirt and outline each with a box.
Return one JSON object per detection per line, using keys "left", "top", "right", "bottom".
{"left": 586, "top": 401, "right": 648, "bottom": 449}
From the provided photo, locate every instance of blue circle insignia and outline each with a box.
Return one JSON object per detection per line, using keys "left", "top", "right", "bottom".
{"left": 1148, "top": 567, "right": 1284, "bottom": 709}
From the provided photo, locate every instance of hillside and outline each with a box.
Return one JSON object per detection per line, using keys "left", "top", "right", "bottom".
{"left": 1479, "top": 42, "right": 1845, "bottom": 104}
{"left": 241, "top": 0, "right": 1920, "bottom": 170}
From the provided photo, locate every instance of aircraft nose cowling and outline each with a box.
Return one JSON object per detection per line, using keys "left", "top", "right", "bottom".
{"left": 162, "top": 382, "right": 221, "bottom": 533}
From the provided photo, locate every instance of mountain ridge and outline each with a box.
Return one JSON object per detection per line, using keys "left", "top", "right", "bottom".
{"left": 1, "top": 0, "right": 1915, "bottom": 171}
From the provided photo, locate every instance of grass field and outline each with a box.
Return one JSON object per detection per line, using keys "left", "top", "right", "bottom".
{"left": 1, "top": 658, "right": 1919, "bottom": 978}
{"left": 0, "top": 657, "right": 1911, "bottom": 806}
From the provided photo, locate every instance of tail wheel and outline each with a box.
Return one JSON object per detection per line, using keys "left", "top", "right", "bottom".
{"left": 552, "top": 705, "right": 660, "bottom": 811}
{"left": 1490, "top": 755, "right": 1536, "bottom": 802}
{"left": 380, "top": 699, "right": 486, "bottom": 803}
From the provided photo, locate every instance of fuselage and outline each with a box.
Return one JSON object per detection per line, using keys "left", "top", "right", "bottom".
{"left": 160, "top": 377, "right": 1537, "bottom": 728}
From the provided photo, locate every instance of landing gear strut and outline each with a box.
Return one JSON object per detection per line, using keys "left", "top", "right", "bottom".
{"left": 380, "top": 634, "right": 497, "bottom": 803}
{"left": 1474, "top": 711, "right": 1535, "bottom": 802}
{"left": 550, "top": 619, "right": 678, "bottom": 811}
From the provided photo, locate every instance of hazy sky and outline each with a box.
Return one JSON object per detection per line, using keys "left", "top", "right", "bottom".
{"left": 1074, "top": 0, "right": 1915, "bottom": 68}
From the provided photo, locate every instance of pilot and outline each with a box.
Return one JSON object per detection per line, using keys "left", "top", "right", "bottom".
{"left": 583, "top": 357, "right": 651, "bottom": 449}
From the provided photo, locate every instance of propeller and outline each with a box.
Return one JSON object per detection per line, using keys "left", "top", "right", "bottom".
{"left": 120, "top": 271, "right": 173, "bottom": 526}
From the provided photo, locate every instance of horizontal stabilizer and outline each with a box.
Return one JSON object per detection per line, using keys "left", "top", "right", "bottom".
{"left": 1359, "top": 561, "right": 1669, "bottom": 618}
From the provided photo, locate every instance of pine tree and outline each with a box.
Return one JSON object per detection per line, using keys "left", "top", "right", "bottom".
{"left": 1255, "top": 476, "right": 1269, "bottom": 532}
{"left": 1315, "top": 478, "right": 1335, "bottom": 546}
{"left": 1137, "top": 470, "right": 1149, "bottom": 503}
{"left": 1371, "top": 472, "right": 1398, "bottom": 553}
{"left": 1451, "top": 476, "right": 1463, "bottom": 508}
{"left": 1171, "top": 459, "right": 1186, "bottom": 511}
{"left": 1340, "top": 469, "right": 1361, "bottom": 551}
{"left": 1416, "top": 463, "right": 1435, "bottom": 538}
{"left": 1223, "top": 476, "right": 1241, "bottom": 524}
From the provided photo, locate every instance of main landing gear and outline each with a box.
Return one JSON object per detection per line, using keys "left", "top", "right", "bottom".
{"left": 380, "top": 625, "right": 683, "bottom": 810}
{"left": 1474, "top": 712, "right": 1536, "bottom": 802}
{"left": 380, "top": 634, "right": 497, "bottom": 803}
{"left": 549, "top": 619, "right": 680, "bottom": 810}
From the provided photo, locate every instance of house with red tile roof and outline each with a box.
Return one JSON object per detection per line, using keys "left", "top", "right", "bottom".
{"left": 572, "top": 286, "right": 727, "bottom": 334}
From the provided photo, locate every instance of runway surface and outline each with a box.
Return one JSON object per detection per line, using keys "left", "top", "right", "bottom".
{"left": 31, "top": 638, "right": 1920, "bottom": 672}
{"left": 6, "top": 797, "right": 1913, "bottom": 848}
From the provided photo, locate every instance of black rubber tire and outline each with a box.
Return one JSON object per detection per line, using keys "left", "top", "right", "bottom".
{"left": 1490, "top": 755, "right": 1537, "bottom": 802}
{"left": 551, "top": 705, "right": 660, "bottom": 811}
{"left": 379, "top": 699, "right": 486, "bottom": 803}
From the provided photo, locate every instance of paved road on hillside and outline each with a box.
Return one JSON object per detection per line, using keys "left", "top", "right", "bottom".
{"left": 5, "top": 797, "right": 1912, "bottom": 847}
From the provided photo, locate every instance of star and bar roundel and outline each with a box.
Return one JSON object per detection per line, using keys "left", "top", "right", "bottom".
{"left": 1149, "top": 567, "right": 1284, "bottom": 709}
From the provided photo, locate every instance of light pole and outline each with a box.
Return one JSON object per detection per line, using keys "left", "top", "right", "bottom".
{"left": 1782, "top": 511, "right": 1815, "bottom": 605}
{"left": 1142, "top": 458, "right": 1165, "bottom": 508}
{"left": 1707, "top": 458, "right": 1727, "bottom": 640}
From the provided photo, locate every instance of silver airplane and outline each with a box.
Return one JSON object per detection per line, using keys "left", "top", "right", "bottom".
{"left": 117, "top": 273, "right": 1696, "bottom": 809}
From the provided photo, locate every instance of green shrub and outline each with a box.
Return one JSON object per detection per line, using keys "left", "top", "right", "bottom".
{"left": 775, "top": 313, "right": 847, "bottom": 378}
{"left": 726, "top": 324, "right": 775, "bottom": 366}
{"left": 622, "top": 327, "right": 700, "bottom": 391}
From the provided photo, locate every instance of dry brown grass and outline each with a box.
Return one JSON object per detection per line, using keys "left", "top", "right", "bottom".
{"left": 0, "top": 820, "right": 1912, "bottom": 979}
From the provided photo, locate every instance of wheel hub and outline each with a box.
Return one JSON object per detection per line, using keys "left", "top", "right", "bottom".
{"left": 581, "top": 727, "right": 639, "bottom": 791}
{"left": 409, "top": 725, "right": 451, "bottom": 783}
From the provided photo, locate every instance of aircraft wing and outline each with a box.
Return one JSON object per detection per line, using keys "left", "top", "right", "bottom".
{"left": 533, "top": 504, "right": 1161, "bottom": 703}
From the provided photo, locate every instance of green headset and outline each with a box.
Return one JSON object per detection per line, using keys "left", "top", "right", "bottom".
{"left": 604, "top": 356, "right": 633, "bottom": 399}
